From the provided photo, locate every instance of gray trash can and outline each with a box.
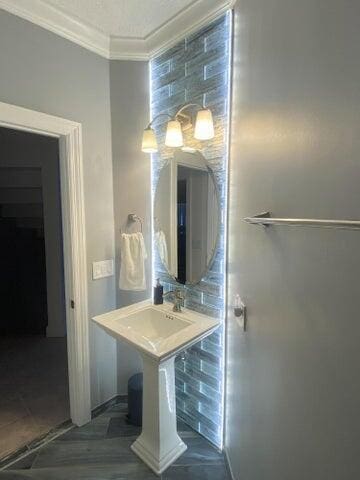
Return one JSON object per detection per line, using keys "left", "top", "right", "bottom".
{"left": 127, "top": 373, "right": 143, "bottom": 426}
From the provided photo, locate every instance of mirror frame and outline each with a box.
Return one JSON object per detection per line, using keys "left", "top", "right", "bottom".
{"left": 154, "top": 150, "right": 221, "bottom": 286}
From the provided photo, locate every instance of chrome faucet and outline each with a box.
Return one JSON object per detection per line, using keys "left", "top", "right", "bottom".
{"left": 163, "top": 289, "right": 184, "bottom": 312}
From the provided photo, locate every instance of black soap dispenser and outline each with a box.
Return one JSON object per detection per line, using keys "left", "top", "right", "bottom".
{"left": 153, "top": 278, "right": 164, "bottom": 305}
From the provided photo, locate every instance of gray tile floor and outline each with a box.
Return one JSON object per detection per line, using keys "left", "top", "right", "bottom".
{"left": 0, "top": 337, "right": 70, "bottom": 460}
{"left": 0, "top": 398, "right": 231, "bottom": 479}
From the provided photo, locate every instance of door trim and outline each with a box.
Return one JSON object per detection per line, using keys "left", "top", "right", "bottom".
{"left": 0, "top": 101, "right": 91, "bottom": 426}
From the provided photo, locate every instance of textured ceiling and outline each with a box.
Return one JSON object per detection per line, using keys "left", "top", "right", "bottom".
{"left": 45, "top": 0, "right": 197, "bottom": 38}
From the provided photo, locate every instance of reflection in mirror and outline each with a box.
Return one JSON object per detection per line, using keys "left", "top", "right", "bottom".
{"left": 154, "top": 150, "right": 219, "bottom": 285}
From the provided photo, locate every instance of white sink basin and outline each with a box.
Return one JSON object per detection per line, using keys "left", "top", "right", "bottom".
{"left": 92, "top": 300, "right": 219, "bottom": 362}
{"left": 92, "top": 300, "right": 219, "bottom": 475}
{"left": 120, "top": 308, "right": 190, "bottom": 340}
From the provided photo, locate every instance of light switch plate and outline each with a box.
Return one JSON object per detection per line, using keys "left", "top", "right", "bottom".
{"left": 92, "top": 259, "right": 114, "bottom": 280}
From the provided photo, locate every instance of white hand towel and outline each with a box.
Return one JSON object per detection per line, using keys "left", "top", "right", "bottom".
{"left": 119, "top": 232, "right": 148, "bottom": 291}
{"left": 155, "top": 230, "right": 168, "bottom": 270}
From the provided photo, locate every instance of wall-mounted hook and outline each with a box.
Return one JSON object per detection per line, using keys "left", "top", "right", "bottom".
{"left": 121, "top": 213, "right": 143, "bottom": 234}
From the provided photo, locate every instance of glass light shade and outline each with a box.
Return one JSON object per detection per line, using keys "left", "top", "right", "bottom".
{"left": 194, "top": 108, "right": 214, "bottom": 140}
{"left": 142, "top": 127, "right": 158, "bottom": 153}
{"left": 165, "top": 120, "right": 183, "bottom": 147}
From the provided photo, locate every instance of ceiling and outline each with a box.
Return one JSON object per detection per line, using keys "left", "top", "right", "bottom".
{"left": 46, "top": 0, "right": 196, "bottom": 38}
{"left": 0, "top": 0, "right": 235, "bottom": 60}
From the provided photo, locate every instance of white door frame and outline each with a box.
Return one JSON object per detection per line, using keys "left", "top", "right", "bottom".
{"left": 0, "top": 101, "right": 91, "bottom": 426}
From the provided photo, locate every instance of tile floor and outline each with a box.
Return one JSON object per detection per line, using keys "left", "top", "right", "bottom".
{"left": 0, "top": 398, "right": 231, "bottom": 479}
{"left": 0, "top": 336, "right": 70, "bottom": 460}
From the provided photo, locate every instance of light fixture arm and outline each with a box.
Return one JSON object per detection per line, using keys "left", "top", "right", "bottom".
{"left": 174, "top": 103, "right": 204, "bottom": 121}
{"left": 147, "top": 113, "right": 173, "bottom": 129}
{"left": 146, "top": 104, "right": 204, "bottom": 129}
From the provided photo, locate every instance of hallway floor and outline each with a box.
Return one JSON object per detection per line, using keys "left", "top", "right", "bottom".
{"left": 0, "top": 398, "right": 230, "bottom": 479}
{"left": 0, "top": 336, "right": 70, "bottom": 460}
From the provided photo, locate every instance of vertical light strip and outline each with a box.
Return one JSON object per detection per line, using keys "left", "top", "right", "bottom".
{"left": 220, "top": 9, "right": 233, "bottom": 451}
{"left": 149, "top": 59, "right": 155, "bottom": 290}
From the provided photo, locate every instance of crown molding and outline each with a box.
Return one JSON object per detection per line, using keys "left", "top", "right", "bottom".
{"left": 147, "top": 0, "right": 235, "bottom": 59}
{"left": 0, "top": 0, "right": 235, "bottom": 61}
{"left": 109, "top": 37, "right": 149, "bottom": 61}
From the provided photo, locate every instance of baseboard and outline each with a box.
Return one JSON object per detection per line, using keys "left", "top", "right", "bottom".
{"left": 91, "top": 394, "right": 127, "bottom": 419}
{"left": 224, "top": 447, "right": 235, "bottom": 480}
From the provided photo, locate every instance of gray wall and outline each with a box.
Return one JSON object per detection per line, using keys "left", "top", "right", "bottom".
{"left": 0, "top": 10, "right": 117, "bottom": 408}
{"left": 226, "top": 1, "right": 360, "bottom": 478}
{"left": 109, "top": 60, "right": 151, "bottom": 392}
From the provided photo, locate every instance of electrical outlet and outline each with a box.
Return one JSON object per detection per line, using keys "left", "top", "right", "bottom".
{"left": 92, "top": 259, "right": 114, "bottom": 280}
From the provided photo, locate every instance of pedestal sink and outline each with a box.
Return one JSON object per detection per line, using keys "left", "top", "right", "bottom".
{"left": 92, "top": 299, "right": 219, "bottom": 475}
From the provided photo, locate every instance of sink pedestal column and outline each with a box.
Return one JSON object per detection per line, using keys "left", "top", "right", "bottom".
{"left": 131, "top": 355, "right": 187, "bottom": 475}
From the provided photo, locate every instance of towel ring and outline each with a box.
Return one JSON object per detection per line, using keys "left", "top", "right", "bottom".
{"left": 121, "top": 213, "right": 143, "bottom": 234}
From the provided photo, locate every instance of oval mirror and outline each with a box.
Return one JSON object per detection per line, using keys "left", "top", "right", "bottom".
{"left": 154, "top": 150, "right": 220, "bottom": 285}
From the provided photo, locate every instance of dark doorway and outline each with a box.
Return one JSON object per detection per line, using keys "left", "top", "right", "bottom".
{"left": 0, "top": 127, "right": 69, "bottom": 460}
{"left": 0, "top": 172, "right": 47, "bottom": 335}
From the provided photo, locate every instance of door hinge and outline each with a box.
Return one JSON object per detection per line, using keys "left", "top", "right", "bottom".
{"left": 71, "top": 300, "right": 75, "bottom": 309}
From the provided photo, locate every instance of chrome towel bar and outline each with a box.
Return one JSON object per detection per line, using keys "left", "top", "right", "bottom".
{"left": 243, "top": 212, "right": 360, "bottom": 231}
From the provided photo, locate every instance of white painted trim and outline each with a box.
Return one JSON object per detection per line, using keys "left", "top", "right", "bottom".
{"left": 0, "top": 0, "right": 235, "bottom": 61}
{"left": 109, "top": 37, "right": 149, "bottom": 61}
{"left": 0, "top": 101, "right": 91, "bottom": 427}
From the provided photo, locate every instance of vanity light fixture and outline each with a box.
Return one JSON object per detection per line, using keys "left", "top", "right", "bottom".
{"left": 165, "top": 119, "right": 183, "bottom": 147}
{"left": 141, "top": 103, "right": 214, "bottom": 153}
{"left": 194, "top": 108, "right": 214, "bottom": 140}
{"left": 142, "top": 127, "right": 158, "bottom": 153}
